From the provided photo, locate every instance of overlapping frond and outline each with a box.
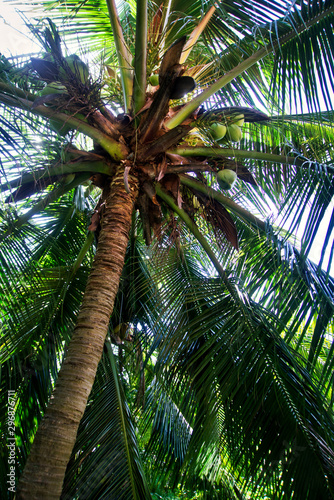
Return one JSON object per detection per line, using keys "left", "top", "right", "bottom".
{"left": 0, "top": 198, "right": 94, "bottom": 488}
{"left": 145, "top": 249, "right": 334, "bottom": 497}
{"left": 62, "top": 345, "right": 152, "bottom": 500}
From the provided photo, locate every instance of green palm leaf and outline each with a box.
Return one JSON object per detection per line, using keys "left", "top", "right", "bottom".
{"left": 62, "top": 345, "right": 152, "bottom": 500}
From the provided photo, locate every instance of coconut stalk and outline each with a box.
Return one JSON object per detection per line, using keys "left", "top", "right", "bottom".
{"left": 132, "top": 0, "right": 148, "bottom": 114}
{"left": 16, "top": 166, "right": 140, "bottom": 499}
{"left": 105, "top": 0, "right": 133, "bottom": 112}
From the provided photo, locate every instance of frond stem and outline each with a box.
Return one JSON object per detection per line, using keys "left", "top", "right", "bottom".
{"left": 155, "top": 183, "right": 230, "bottom": 282}
{"left": 132, "top": 0, "right": 148, "bottom": 114}
{"left": 105, "top": 0, "right": 133, "bottom": 112}
{"left": 179, "top": 174, "right": 266, "bottom": 231}
{"left": 169, "top": 145, "right": 308, "bottom": 167}
{"left": 70, "top": 231, "right": 95, "bottom": 278}
{"left": 0, "top": 160, "right": 113, "bottom": 194}
{"left": 0, "top": 173, "right": 90, "bottom": 242}
{"left": 0, "top": 92, "right": 129, "bottom": 160}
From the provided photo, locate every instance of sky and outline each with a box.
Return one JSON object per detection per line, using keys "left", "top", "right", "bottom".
{"left": 1, "top": 0, "right": 333, "bottom": 276}
{"left": 0, "top": 1, "right": 40, "bottom": 57}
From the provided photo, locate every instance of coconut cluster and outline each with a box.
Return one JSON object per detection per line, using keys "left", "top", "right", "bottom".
{"left": 207, "top": 114, "right": 244, "bottom": 190}
{"left": 38, "top": 55, "right": 90, "bottom": 135}
{"left": 209, "top": 114, "right": 244, "bottom": 143}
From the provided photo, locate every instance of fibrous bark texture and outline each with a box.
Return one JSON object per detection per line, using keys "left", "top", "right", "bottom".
{"left": 17, "top": 166, "right": 139, "bottom": 500}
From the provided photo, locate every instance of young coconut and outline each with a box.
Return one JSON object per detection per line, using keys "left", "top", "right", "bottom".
{"left": 234, "top": 113, "right": 245, "bottom": 126}
{"left": 61, "top": 173, "right": 76, "bottom": 185}
{"left": 226, "top": 123, "right": 242, "bottom": 142}
{"left": 209, "top": 122, "right": 227, "bottom": 141}
{"left": 185, "top": 131, "right": 205, "bottom": 147}
{"left": 217, "top": 169, "right": 237, "bottom": 190}
{"left": 148, "top": 74, "right": 159, "bottom": 87}
{"left": 39, "top": 82, "right": 68, "bottom": 107}
{"left": 40, "top": 81, "right": 67, "bottom": 97}
{"left": 60, "top": 55, "right": 89, "bottom": 84}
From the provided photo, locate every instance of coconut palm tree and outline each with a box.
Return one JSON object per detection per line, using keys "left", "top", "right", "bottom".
{"left": 1, "top": 0, "right": 334, "bottom": 498}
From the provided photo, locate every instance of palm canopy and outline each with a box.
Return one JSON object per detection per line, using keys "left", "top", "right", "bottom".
{"left": 0, "top": 0, "right": 334, "bottom": 499}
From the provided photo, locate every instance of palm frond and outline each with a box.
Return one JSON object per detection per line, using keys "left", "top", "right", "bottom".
{"left": 62, "top": 345, "right": 152, "bottom": 500}
{"left": 155, "top": 274, "right": 334, "bottom": 498}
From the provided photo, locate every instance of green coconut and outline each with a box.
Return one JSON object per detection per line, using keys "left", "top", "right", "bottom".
{"left": 148, "top": 74, "right": 159, "bottom": 86}
{"left": 40, "top": 81, "right": 67, "bottom": 96}
{"left": 217, "top": 169, "right": 237, "bottom": 190}
{"left": 234, "top": 113, "right": 245, "bottom": 126}
{"left": 227, "top": 124, "right": 242, "bottom": 142}
{"left": 60, "top": 55, "right": 89, "bottom": 84}
{"left": 210, "top": 122, "right": 227, "bottom": 141}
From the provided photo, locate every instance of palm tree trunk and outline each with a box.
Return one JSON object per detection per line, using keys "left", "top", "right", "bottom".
{"left": 16, "top": 166, "right": 139, "bottom": 500}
